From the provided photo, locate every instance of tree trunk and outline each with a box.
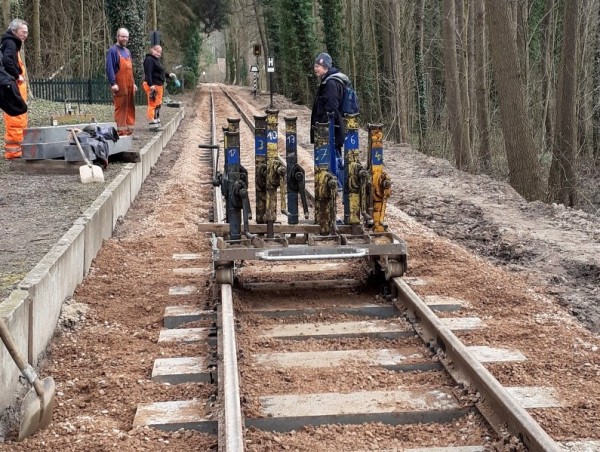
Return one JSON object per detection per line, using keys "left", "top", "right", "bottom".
{"left": 541, "top": 0, "right": 555, "bottom": 154}
{"left": 594, "top": 0, "right": 600, "bottom": 158}
{"left": 1, "top": 0, "right": 8, "bottom": 29}
{"left": 388, "top": 0, "right": 407, "bottom": 142}
{"left": 414, "top": 0, "right": 427, "bottom": 146}
{"left": 486, "top": 0, "right": 544, "bottom": 201}
{"left": 32, "top": 0, "right": 41, "bottom": 73}
{"left": 474, "top": 0, "right": 491, "bottom": 172}
{"left": 516, "top": 0, "right": 529, "bottom": 90}
{"left": 577, "top": 0, "right": 591, "bottom": 156}
{"left": 345, "top": 0, "right": 357, "bottom": 86}
{"left": 152, "top": 0, "right": 157, "bottom": 30}
{"left": 456, "top": 0, "right": 472, "bottom": 161}
{"left": 468, "top": 0, "right": 476, "bottom": 153}
{"left": 368, "top": 0, "right": 383, "bottom": 120}
{"left": 549, "top": 0, "right": 579, "bottom": 206}
{"left": 81, "top": 0, "right": 85, "bottom": 78}
{"left": 443, "top": 0, "right": 471, "bottom": 170}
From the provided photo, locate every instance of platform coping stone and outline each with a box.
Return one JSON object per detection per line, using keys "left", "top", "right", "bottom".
{"left": 158, "top": 327, "right": 208, "bottom": 343}
{"left": 253, "top": 348, "right": 425, "bottom": 368}
{"left": 173, "top": 268, "right": 211, "bottom": 276}
{"left": 172, "top": 253, "right": 202, "bottom": 260}
{"left": 169, "top": 285, "right": 198, "bottom": 296}
{"left": 467, "top": 346, "right": 527, "bottom": 363}
{"left": 506, "top": 386, "right": 562, "bottom": 408}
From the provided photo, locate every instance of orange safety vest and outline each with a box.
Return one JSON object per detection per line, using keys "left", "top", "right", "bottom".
{"left": 3, "top": 52, "right": 28, "bottom": 158}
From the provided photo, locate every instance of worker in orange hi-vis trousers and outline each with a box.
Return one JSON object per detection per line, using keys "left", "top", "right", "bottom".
{"left": 142, "top": 44, "right": 165, "bottom": 131}
{"left": 105, "top": 27, "right": 137, "bottom": 137}
{"left": 1, "top": 19, "right": 29, "bottom": 159}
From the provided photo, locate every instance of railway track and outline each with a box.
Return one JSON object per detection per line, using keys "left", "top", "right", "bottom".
{"left": 198, "top": 86, "right": 561, "bottom": 450}
{"left": 10, "top": 84, "right": 599, "bottom": 451}
{"left": 130, "top": 85, "right": 600, "bottom": 451}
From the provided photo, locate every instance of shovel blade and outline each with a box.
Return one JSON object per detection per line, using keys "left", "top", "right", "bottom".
{"left": 79, "top": 164, "right": 94, "bottom": 184}
{"left": 92, "top": 165, "right": 105, "bottom": 183}
{"left": 18, "top": 377, "right": 56, "bottom": 441}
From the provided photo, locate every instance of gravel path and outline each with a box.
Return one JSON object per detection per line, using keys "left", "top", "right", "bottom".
{"left": 0, "top": 103, "right": 180, "bottom": 300}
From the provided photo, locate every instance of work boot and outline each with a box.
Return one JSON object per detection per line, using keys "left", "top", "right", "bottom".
{"left": 4, "top": 150, "right": 22, "bottom": 159}
{"left": 149, "top": 120, "right": 159, "bottom": 131}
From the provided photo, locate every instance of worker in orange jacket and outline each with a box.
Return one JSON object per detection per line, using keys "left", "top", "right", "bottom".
{"left": 142, "top": 44, "right": 165, "bottom": 131}
{"left": 1, "top": 19, "right": 29, "bottom": 159}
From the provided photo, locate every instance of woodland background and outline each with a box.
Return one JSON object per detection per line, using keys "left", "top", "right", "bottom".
{"left": 5, "top": 0, "right": 600, "bottom": 212}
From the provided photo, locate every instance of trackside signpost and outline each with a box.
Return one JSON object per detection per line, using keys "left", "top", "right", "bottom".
{"left": 250, "top": 65, "right": 259, "bottom": 98}
{"left": 267, "top": 57, "right": 275, "bottom": 108}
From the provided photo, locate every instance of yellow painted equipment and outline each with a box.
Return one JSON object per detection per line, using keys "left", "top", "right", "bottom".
{"left": 367, "top": 124, "right": 391, "bottom": 232}
{"left": 265, "top": 109, "right": 287, "bottom": 238}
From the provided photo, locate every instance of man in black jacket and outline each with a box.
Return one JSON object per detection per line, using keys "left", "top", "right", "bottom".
{"left": 142, "top": 44, "right": 166, "bottom": 131}
{"left": 1, "top": 19, "right": 28, "bottom": 159}
{"left": 310, "top": 52, "right": 347, "bottom": 188}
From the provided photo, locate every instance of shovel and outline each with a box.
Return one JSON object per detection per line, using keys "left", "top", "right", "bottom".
{"left": 0, "top": 318, "right": 56, "bottom": 441}
{"left": 68, "top": 128, "right": 104, "bottom": 183}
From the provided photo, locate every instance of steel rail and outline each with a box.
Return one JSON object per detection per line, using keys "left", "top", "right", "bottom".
{"left": 220, "top": 284, "right": 243, "bottom": 452}
{"left": 219, "top": 85, "right": 316, "bottom": 203}
{"left": 210, "top": 88, "right": 225, "bottom": 224}
{"left": 392, "top": 278, "right": 561, "bottom": 452}
{"left": 210, "top": 87, "right": 244, "bottom": 452}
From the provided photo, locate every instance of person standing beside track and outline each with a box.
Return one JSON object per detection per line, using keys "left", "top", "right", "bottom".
{"left": 142, "top": 44, "right": 165, "bottom": 131}
{"left": 310, "top": 52, "right": 346, "bottom": 186}
{"left": 106, "top": 28, "right": 137, "bottom": 137}
{"left": 1, "top": 19, "right": 29, "bottom": 159}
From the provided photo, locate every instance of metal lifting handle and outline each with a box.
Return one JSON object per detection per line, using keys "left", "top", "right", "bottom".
{"left": 256, "top": 248, "right": 367, "bottom": 261}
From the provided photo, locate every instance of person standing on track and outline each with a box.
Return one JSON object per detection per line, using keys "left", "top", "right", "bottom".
{"left": 142, "top": 44, "right": 167, "bottom": 131}
{"left": 106, "top": 28, "right": 137, "bottom": 137}
{"left": 1, "top": 19, "right": 29, "bottom": 159}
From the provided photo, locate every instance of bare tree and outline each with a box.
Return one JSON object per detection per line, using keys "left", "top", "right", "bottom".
{"left": 31, "top": 0, "right": 41, "bottom": 73}
{"left": 549, "top": 0, "right": 580, "bottom": 206}
{"left": 2, "top": 0, "right": 9, "bottom": 29}
{"left": 474, "top": 0, "right": 491, "bottom": 172}
{"left": 594, "top": 1, "right": 600, "bottom": 157}
{"left": 456, "top": 0, "right": 472, "bottom": 158}
{"left": 443, "top": 0, "right": 471, "bottom": 170}
{"left": 384, "top": 0, "right": 408, "bottom": 142}
{"left": 414, "top": 0, "right": 427, "bottom": 146}
{"left": 486, "top": 0, "right": 544, "bottom": 201}
{"left": 540, "top": 0, "right": 556, "bottom": 154}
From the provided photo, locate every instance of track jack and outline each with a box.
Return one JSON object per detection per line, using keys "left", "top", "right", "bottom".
{"left": 367, "top": 124, "right": 391, "bottom": 232}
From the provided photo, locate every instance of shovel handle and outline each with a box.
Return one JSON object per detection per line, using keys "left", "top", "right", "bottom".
{"left": 67, "top": 128, "right": 93, "bottom": 167}
{"left": 0, "top": 318, "right": 44, "bottom": 395}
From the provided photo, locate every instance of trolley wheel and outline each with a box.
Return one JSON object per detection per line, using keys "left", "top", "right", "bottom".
{"left": 215, "top": 267, "right": 234, "bottom": 285}
{"left": 384, "top": 261, "right": 404, "bottom": 280}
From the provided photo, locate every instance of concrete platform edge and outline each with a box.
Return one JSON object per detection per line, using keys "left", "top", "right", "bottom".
{"left": 0, "top": 107, "right": 185, "bottom": 420}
